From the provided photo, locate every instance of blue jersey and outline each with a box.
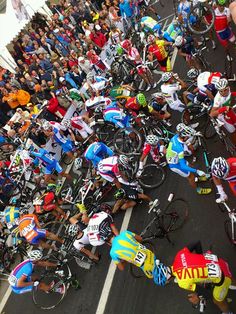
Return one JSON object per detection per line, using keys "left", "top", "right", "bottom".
{"left": 9, "top": 259, "right": 34, "bottom": 287}
{"left": 166, "top": 134, "right": 197, "bottom": 174}
{"left": 31, "top": 148, "right": 56, "bottom": 166}
{"left": 84, "top": 142, "right": 114, "bottom": 168}
{"left": 141, "top": 16, "right": 162, "bottom": 35}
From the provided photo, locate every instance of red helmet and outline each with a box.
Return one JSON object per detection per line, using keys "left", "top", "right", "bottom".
{"left": 121, "top": 39, "right": 131, "bottom": 50}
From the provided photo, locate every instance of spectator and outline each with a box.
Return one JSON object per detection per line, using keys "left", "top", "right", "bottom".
{"left": 89, "top": 25, "right": 107, "bottom": 49}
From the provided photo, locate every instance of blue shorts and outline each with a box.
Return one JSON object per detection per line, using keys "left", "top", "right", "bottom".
{"left": 169, "top": 165, "right": 190, "bottom": 177}
{"left": 61, "top": 140, "right": 73, "bottom": 153}
{"left": 45, "top": 160, "right": 63, "bottom": 175}
{"left": 29, "top": 228, "right": 47, "bottom": 245}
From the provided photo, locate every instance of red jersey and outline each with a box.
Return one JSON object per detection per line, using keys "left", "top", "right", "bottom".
{"left": 225, "top": 158, "right": 236, "bottom": 182}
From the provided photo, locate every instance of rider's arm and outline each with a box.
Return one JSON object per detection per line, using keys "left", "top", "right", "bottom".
{"left": 17, "top": 274, "right": 34, "bottom": 288}
{"left": 175, "top": 77, "right": 187, "bottom": 89}
{"left": 178, "top": 154, "right": 197, "bottom": 174}
{"left": 117, "top": 260, "right": 126, "bottom": 271}
{"left": 111, "top": 224, "right": 119, "bottom": 236}
{"left": 36, "top": 260, "right": 57, "bottom": 267}
{"left": 134, "top": 234, "right": 143, "bottom": 243}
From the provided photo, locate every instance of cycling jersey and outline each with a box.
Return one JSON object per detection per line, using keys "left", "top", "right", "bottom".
{"left": 34, "top": 191, "right": 57, "bottom": 214}
{"left": 140, "top": 16, "right": 162, "bottom": 36}
{"left": 148, "top": 40, "right": 167, "bottom": 61}
{"left": 161, "top": 83, "right": 185, "bottom": 112}
{"left": 97, "top": 156, "right": 120, "bottom": 182}
{"left": 166, "top": 134, "right": 197, "bottom": 176}
{"left": 31, "top": 148, "right": 63, "bottom": 175}
{"left": 19, "top": 214, "right": 46, "bottom": 244}
{"left": 213, "top": 90, "right": 232, "bottom": 108}
{"left": 73, "top": 227, "right": 90, "bottom": 250}
{"left": 87, "top": 211, "right": 114, "bottom": 246}
{"left": 103, "top": 103, "right": 131, "bottom": 128}
{"left": 142, "top": 142, "right": 161, "bottom": 162}
{"left": 109, "top": 86, "right": 132, "bottom": 100}
{"left": 110, "top": 230, "right": 155, "bottom": 278}
{"left": 172, "top": 247, "right": 232, "bottom": 302}
{"left": 85, "top": 96, "right": 112, "bottom": 110}
{"left": 4, "top": 206, "right": 20, "bottom": 233}
{"left": 125, "top": 97, "right": 152, "bottom": 116}
{"left": 9, "top": 259, "right": 34, "bottom": 294}
{"left": 84, "top": 142, "right": 114, "bottom": 168}
{"left": 180, "top": 36, "right": 195, "bottom": 55}
{"left": 197, "top": 72, "right": 222, "bottom": 92}
{"left": 53, "top": 127, "right": 73, "bottom": 153}
{"left": 71, "top": 116, "right": 93, "bottom": 139}
{"left": 214, "top": 7, "right": 230, "bottom": 32}
{"left": 177, "top": 0, "right": 191, "bottom": 20}
{"left": 163, "top": 23, "right": 182, "bottom": 42}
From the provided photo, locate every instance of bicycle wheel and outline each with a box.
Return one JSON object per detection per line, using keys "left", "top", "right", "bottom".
{"left": 2, "top": 247, "right": 24, "bottom": 273}
{"left": 94, "top": 122, "right": 117, "bottom": 146}
{"left": 32, "top": 274, "right": 66, "bottom": 310}
{"left": 224, "top": 220, "right": 236, "bottom": 246}
{"left": 222, "top": 136, "right": 236, "bottom": 156}
{"left": 61, "top": 153, "right": 73, "bottom": 165}
{"left": 138, "top": 164, "right": 165, "bottom": 189}
{"left": 0, "top": 142, "right": 18, "bottom": 161}
{"left": 181, "top": 104, "right": 208, "bottom": 130}
{"left": 129, "top": 241, "right": 154, "bottom": 279}
{"left": 113, "top": 127, "right": 142, "bottom": 155}
{"left": 133, "top": 72, "right": 147, "bottom": 91}
{"left": 204, "top": 120, "right": 216, "bottom": 139}
{"left": 162, "top": 199, "right": 189, "bottom": 231}
{"left": 187, "top": 3, "right": 215, "bottom": 35}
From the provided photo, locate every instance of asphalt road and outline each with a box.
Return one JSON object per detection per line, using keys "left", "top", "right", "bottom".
{"left": 3, "top": 2, "right": 236, "bottom": 314}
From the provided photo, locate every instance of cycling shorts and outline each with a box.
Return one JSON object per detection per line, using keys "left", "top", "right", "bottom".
{"left": 216, "top": 27, "right": 235, "bottom": 47}
{"left": 123, "top": 186, "right": 139, "bottom": 200}
{"left": 27, "top": 228, "right": 46, "bottom": 245}
{"left": 45, "top": 160, "right": 63, "bottom": 175}
{"left": 61, "top": 140, "right": 73, "bottom": 153}
{"left": 169, "top": 165, "right": 190, "bottom": 178}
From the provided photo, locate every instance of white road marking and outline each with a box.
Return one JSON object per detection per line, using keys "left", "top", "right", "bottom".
{"left": 0, "top": 286, "right": 12, "bottom": 314}
{"left": 95, "top": 207, "right": 133, "bottom": 314}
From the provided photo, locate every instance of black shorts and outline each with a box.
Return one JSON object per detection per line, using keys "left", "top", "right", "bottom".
{"left": 123, "top": 186, "right": 139, "bottom": 200}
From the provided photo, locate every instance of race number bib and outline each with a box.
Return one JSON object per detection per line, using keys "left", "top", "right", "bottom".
{"left": 207, "top": 263, "right": 222, "bottom": 278}
{"left": 134, "top": 250, "right": 146, "bottom": 266}
{"left": 166, "top": 155, "right": 178, "bottom": 164}
{"left": 204, "top": 253, "right": 218, "bottom": 262}
{"left": 8, "top": 274, "right": 17, "bottom": 286}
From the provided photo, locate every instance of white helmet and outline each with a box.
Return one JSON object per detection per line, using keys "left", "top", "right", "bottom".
{"left": 187, "top": 68, "right": 199, "bottom": 79}
{"left": 61, "top": 119, "right": 70, "bottom": 128}
{"left": 28, "top": 250, "right": 43, "bottom": 261}
{"left": 33, "top": 198, "right": 43, "bottom": 206}
{"left": 215, "top": 78, "right": 228, "bottom": 91}
{"left": 176, "top": 123, "right": 196, "bottom": 138}
{"left": 74, "top": 157, "right": 83, "bottom": 170}
{"left": 66, "top": 224, "right": 80, "bottom": 237}
{"left": 42, "top": 120, "right": 52, "bottom": 131}
{"left": 161, "top": 72, "right": 173, "bottom": 82}
{"left": 118, "top": 155, "right": 131, "bottom": 169}
{"left": 175, "top": 35, "right": 184, "bottom": 47}
{"left": 211, "top": 157, "right": 229, "bottom": 178}
{"left": 146, "top": 135, "right": 159, "bottom": 146}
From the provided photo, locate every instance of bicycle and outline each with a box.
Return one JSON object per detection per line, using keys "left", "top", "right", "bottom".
{"left": 32, "top": 256, "right": 80, "bottom": 310}
{"left": 191, "top": 46, "right": 212, "bottom": 71}
{"left": 217, "top": 200, "right": 236, "bottom": 246}
{"left": 130, "top": 196, "right": 189, "bottom": 277}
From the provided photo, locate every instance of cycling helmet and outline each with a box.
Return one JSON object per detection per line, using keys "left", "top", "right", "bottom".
{"left": 66, "top": 224, "right": 80, "bottom": 237}
{"left": 121, "top": 39, "right": 131, "bottom": 50}
{"left": 176, "top": 123, "right": 196, "bottom": 138}
{"left": 217, "top": 0, "right": 226, "bottom": 5}
{"left": 147, "top": 34, "right": 155, "bottom": 44}
{"left": 100, "top": 203, "right": 112, "bottom": 213}
{"left": 28, "top": 250, "right": 43, "bottom": 261}
{"left": 136, "top": 93, "right": 147, "bottom": 106}
{"left": 19, "top": 207, "right": 29, "bottom": 215}
{"left": 74, "top": 157, "right": 83, "bottom": 170}
{"left": 118, "top": 155, "right": 131, "bottom": 169}
{"left": 153, "top": 263, "right": 172, "bottom": 286}
{"left": 174, "top": 35, "right": 184, "bottom": 47}
{"left": 46, "top": 183, "right": 57, "bottom": 192}
{"left": 211, "top": 157, "right": 229, "bottom": 179}
{"left": 161, "top": 72, "right": 173, "bottom": 82}
{"left": 42, "top": 120, "right": 52, "bottom": 131}
{"left": 146, "top": 134, "right": 159, "bottom": 146}
{"left": 215, "top": 78, "right": 228, "bottom": 91}
{"left": 116, "top": 46, "right": 123, "bottom": 55}
{"left": 61, "top": 119, "right": 70, "bottom": 128}
{"left": 114, "top": 188, "right": 126, "bottom": 200}
{"left": 187, "top": 68, "right": 199, "bottom": 79}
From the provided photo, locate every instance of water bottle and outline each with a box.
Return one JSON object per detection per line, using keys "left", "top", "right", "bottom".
{"left": 168, "top": 193, "right": 174, "bottom": 202}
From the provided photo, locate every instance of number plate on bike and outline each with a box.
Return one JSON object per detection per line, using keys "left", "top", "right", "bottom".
{"left": 134, "top": 250, "right": 146, "bottom": 266}
{"left": 207, "top": 263, "right": 221, "bottom": 278}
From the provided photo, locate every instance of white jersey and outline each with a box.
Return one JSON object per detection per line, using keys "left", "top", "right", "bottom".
{"left": 73, "top": 227, "right": 89, "bottom": 250}
{"left": 161, "top": 83, "right": 181, "bottom": 104}
{"left": 213, "top": 91, "right": 231, "bottom": 108}
{"left": 197, "top": 72, "right": 221, "bottom": 92}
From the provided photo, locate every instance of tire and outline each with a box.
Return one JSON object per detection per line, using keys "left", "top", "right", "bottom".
{"left": 204, "top": 120, "right": 216, "bottom": 139}
{"left": 133, "top": 72, "right": 147, "bottom": 91}
{"left": 61, "top": 153, "right": 73, "bottom": 165}
{"left": 138, "top": 164, "right": 165, "bottom": 189}
{"left": 222, "top": 136, "right": 236, "bottom": 156}
{"left": 181, "top": 104, "right": 208, "bottom": 130}
{"left": 224, "top": 220, "right": 236, "bottom": 246}
{"left": 187, "top": 3, "right": 215, "bottom": 35}
{"left": 32, "top": 274, "right": 66, "bottom": 310}
{"left": 224, "top": 54, "right": 232, "bottom": 80}
{"left": 0, "top": 142, "right": 18, "bottom": 161}
{"left": 129, "top": 241, "right": 154, "bottom": 279}
{"left": 113, "top": 127, "right": 142, "bottom": 155}
{"left": 94, "top": 122, "right": 117, "bottom": 146}
{"left": 2, "top": 247, "right": 24, "bottom": 273}
{"left": 195, "top": 55, "right": 211, "bottom": 72}
{"left": 162, "top": 199, "right": 189, "bottom": 232}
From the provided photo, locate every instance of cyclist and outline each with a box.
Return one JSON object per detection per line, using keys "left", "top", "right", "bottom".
{"left": 166, "top": 123, "right": 211, "bottom": 195}
{"left": 210, "top": 78, "right": 236, "bottom": 145}
{"left": 109, "top": 230, "right": 171, "bottom": 283}
{"left": 65, "top": 224, "right": 100, "bottom": 262}
{"left": 163, "top": 19, "right": 183, "bottom": 43}
{"left": 30, "top": 147, "right": 72, "bottom": 183}
{"left": 211, "top": 156, "right": 236, "bottom": 201}
{"left": 214, "top": 0, "right": 236, "bottom": 55}
{"left": 174, "top": 35, "right": 200, "bottom": 69}
{"left": 18, "top": 211, "right": 64, "bottom": 250}
{"left": 62, "top": 117, "right": 94, "bottom": 142}
{"left": 84, "top": 141, "right": 114, "bottom": 169}
{"left": 136, "top": 134, "right": 166, "bottom": 178}
{"left": 171, "top": 241, "right": 236, "bottom": 314}
{"left": 160, "top": 72, "right": 187, "bottom": 112}
{"left": 149, "top": 92, "right": 171, "bottom": 120}
{"left": 140, "top": 16, "right": 162, "bottom": 37}
{"left": 97, "top": 155, "right": 138, "bottom": 188}
{"left": 146, "top": 34, "right": 172, "bottom": 72}
{"left": 103, "top": 101, "right": 132, "bottom": 129}
{"left": 33, "top": 183, "right": 67, "bottom": 220}
{"left": 121, "top": 39, "right": 156, "bottom": 91}
{"left": 4, "top": 198, "right": 21, "bottom": 235}
{"left": 112, "top": 188, "right": 158, "bottom": 214}
{"left": 8, "top": 250, "right": 64, "bottom": 295}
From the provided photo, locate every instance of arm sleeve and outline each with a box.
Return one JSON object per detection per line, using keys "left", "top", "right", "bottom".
{"left": 179, "top": 155, "right": 197, "bottom": 174}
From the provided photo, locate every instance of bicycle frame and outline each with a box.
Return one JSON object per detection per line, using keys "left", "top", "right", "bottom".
{"left": 219, "top": 201, "right": 236, "bottom": 243}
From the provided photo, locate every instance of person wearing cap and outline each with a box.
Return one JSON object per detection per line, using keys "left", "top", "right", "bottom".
{"left": 78, "top": 56, "right": 92, "bottom": 75}
{"left": 26, "top": 102, "right": 39, "bottom": 116}
{"left": 89, "top": 25, "right": 107, "bottom": 49}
